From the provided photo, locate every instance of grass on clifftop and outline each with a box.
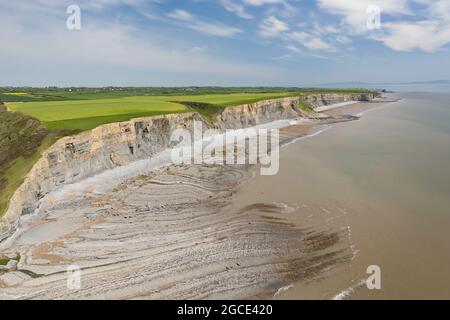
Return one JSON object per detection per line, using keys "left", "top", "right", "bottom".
{"left": 176, "top": 101, "right": 226, "bottom": 123}
{"left": 0, "top": 87, "right": 373, "bottom": 103}
{"left": 5, "top": 89, "right": 374, "bottom": 131}
{"left": 0, "top": 105, "right": 75, "bottom": 217}
{"left": 7, "top": 93, "right": 299, "bottom": 131}
{"left": 0, "top": 105, "right": 46, "bottom": 217}
{"left": 0, "top": 133, "right": 67, "bottom": 218}
{"left": 298, "top": 101, "right": 315, "bottom": 113}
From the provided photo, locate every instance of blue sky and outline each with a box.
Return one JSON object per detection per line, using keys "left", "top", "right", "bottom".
{"left": 1, "top": 0, "right": 450, "bottom": 86}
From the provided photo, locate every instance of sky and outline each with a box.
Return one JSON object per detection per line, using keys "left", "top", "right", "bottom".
{"left": 1, "top": 0, "right": 450, "bottom": 87}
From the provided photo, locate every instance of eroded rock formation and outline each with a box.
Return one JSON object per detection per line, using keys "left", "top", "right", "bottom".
{"left": 0, "top": 93, "right": 377, "bottom": 242}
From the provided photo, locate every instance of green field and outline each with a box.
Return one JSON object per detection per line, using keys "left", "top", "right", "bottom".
{"left": 0, "top": 88, "right": 299, "bottom": 103}
{"left": 0, "top": 87, "right": 372, "bottom": 103}
{"left": 0, "top": 104, "right": 65, "bottom": 219}
{"left": 7, "top": 93, "right": 298, "bottom": 130}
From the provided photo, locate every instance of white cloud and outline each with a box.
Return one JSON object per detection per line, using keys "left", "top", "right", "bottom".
{"left": 316, "top": 0, "right": 450, "bottom": 52}
{"left": 0, "top": 4, "right": 276, "bottom": 81}
{"left": 313, "top": 22, "right": 339, "bottom": 35}
{"left": 335, "top": 35, "right": 352, "bottom": 44}
{"left": 416, "top": 0, "right": 450, "bottom": 20}
{"left": 243, "top": 0, "right": 286, "bottom": 6}
{"left": 190, "top": 22, "right": 243, "bottom": 38}
{"left": 221, "top": 0, "right": 253, "bottom": 19}
{"left": 257, "top": 14, "right": 332, "bottom": 52}
{"left": 317, "top": 0, "right": 410, "bottom": 33}
{"left": 290, "top": 31, "right": 331, "bottom": 50}
{"left": 167, "top": 9, "right": 243, "bottom": 37}
{"left": 286, "top": 45, "right": 301, "bottom": 53}
{"left": 11, "top": 0, "right": 153, "bottom": 12}
{"left": 259, "top": 16, "right": 289, "bottom": 37}
{"left": 167, "top": 9, "right": 193, "bottom": 21}
{"left": 373, "top": 20, "right": 450, "bottom": 52}
{"left": 189, "top": 46, "right": 209, "bottom": 54}
{"left": 272, "top": 54, "right": 293, "bottom": 60}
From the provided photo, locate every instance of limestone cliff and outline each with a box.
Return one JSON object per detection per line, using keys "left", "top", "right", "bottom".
{"left": 215, "top": 96, "right": 305, "bottom": 129}
{"left": 300, "top": 92, "right": 375, "bottom": 108}
{"left": 215, "top": 93, "right": 377, "bottom": 129}
{"left": 0, "top": 93, "right": 377, "bottom": 241}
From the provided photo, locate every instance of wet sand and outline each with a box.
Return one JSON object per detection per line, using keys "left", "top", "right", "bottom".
{"left": 0, "top": 163, "right": 352, "bottom": 299}
{"left": 233, "top": 94, "right": 450, "bottom": 299}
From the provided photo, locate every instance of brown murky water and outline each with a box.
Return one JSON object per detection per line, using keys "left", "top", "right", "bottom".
{"left": 230, "top": 92, "right": 450, "bottom": 299}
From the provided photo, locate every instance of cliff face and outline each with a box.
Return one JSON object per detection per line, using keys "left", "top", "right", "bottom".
{"left": 0, "top": 112, "right": 207, "bottom": 240}
{"left": 301, "top": 93, "right": 377, "bottom": 108}
{"left": 215, "top": 96, "right": 304, "bottom": 129}
{"left": 0, "top": 93, "right": 376, "bottom": 241}
{"left": 215, "top": 93, "right": 378, "bottom": 129}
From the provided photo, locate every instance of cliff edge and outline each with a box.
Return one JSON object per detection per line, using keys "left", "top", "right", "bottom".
{"left": 0, "top": 93, "right": 378, "bottom": 242}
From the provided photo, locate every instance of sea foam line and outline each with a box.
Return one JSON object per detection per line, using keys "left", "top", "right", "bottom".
{"left": 282, "top": 126, "right": 332, "bottom": 148}
{"left": 274, "top": 284, "right": 295, "bottom": 297}
{"left": 332, "top": 279, "right": 366, "bottom": 300}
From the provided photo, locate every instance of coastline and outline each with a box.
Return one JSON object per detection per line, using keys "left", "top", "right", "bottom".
{"left": 0, "top": 99, "right": 389, "bottom": 298}
{"left": 0, "top": 93, "right": 378, "bottom": 242}
{"left": 235, "top": 93, "right": 450, "bottom": 299}
{"left": 3, "top": 0, "right": 450, "bottom": 304}
{"left": 226, "top": 100, "right": 396, "bottom": 299}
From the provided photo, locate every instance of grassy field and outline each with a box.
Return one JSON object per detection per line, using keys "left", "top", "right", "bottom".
{"left": 0, "top": 133, "right": 64, "bottom": 218}
{"left": 0, "top": 104, "right": 62, "bottom": 218}
{"left": 0, "top": 87, "right": 373, "bottom": 103}
{"left": 0, "top": 87, "right": 301, "bottom": 102}
{"left": 7, "top": 98, "right": 186, "bottom": 130}
{"left": 7, "top": 93, "right": 299, "bottom": 130}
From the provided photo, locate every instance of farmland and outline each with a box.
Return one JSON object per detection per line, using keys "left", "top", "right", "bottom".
{"left": 6, "top": 93, "right": 299, "bottom": 131}
{"left": 0, "top": 86, "right": 372, "bottom": 102}
{"left": 4, "top": 87, "right": 373, "bottom": 131}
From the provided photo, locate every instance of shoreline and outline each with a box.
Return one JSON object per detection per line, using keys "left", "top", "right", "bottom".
{"left": 0, "top": 100, "right": 389, "bottom": 299}
{"left": 226, "top": 99, "right": 397, "bottom": 299}
{"left": 230, "top": 93, "right": 450, "bottom": 299}
{"left": 0, "top": 98, "right": 371, "bottom": 250}
{"left": 2, "top": 93, "right": 379, "bottom": 241}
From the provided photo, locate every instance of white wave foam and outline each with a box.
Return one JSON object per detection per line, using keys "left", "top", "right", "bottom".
{"left": 272, "top": 202, "right": 298, "bottom": 213}
{"left": 315, "top": 101, "right": 358, "bottom": 112}
{"left": 274, "top": 283, "right": 294, "bottom": 297}
{"left": 332, "top": 279, "right": 366, "bottom": 300}
{"left": 282, "top": 126, "right": 332, "bottom": 148}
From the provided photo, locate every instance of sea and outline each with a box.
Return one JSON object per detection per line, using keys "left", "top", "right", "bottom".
{"left": 231, "top": 86, "right": 450, "bottom": 299}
